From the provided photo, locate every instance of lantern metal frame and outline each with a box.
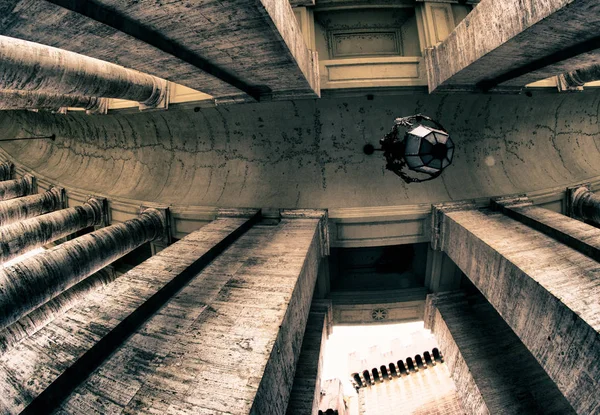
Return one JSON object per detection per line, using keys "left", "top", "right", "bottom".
{"left": 366, "top": 114, "right": 453, "bottom": 184}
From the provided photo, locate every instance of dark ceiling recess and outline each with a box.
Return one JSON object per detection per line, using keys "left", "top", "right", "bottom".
{"left": 329, "top": 243, "right": 427, "bottom": 291}
{"left": 45, "top": 0, "right": 265, "bottom": 101}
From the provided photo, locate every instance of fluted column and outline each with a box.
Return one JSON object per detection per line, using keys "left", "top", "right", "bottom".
{"left": 0, "top": 267, "right": 117, "bottom": 354}
{"left": 0, "top": 35, "right": 168, "bottom": 108}
{"left": 0, "top": 174, "right": 35, "bottom": 201}
{"left": 0, "top": 196, "right": 106, "bottom": 263}
{"left": 569, "top": 185, "right": 600, "bottom": 225}
{"left": 0, "top": 208, "right": 166, "bottom": 330}
{"left": 0, "top": 162, "right": 13, "bottom": 181}
{"left": 0, "top": 187, "right": 64, "bottom": 227}
{"left": 0, "top": 89, "right": 109, "bottom": 112}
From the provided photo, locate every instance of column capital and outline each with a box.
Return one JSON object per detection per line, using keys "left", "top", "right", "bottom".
{"left": 566, "top": 183, "right": 591, "bottom": 218}
{"left": 49, "top": 186, "right": 67, "bottom": 209}
{"left": 140, "top": 205, "right": 171, "bottom": 245}
{"left": 431, "top": 201, "right": 476, "bottom": 251}
{"left": 22, "top": 174, "right": 37, "bottom": 194}
{"left": 86, "top": 196, "right": 110, "bottom": 227}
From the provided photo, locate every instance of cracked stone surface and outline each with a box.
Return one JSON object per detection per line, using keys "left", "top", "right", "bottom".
{"left": 0, "top": 93, "right": 599, "bottom": 208}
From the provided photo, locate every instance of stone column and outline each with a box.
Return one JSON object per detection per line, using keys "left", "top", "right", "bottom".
{"left": 286, "top": 300, "right": 332, "bottom": 415}
{"left": 0, "top": 266, "right": 117, "bottom": 354}
{"left": 0, "top": 187, "right": 64, "bottom": 227}
{"left": 0, "top": 208, "right": 167, "bottom": 330}
{"left": 0, "top": 35, "right": 168, "bottom": 108}
{"left": 0, "top": 90, "right": 109, "bottom": 112}
{"left": 432, "top": 202, "right": 600, "bottom": 414}
{"left": 0, "top": 196, "right": 107, "bottom": 263}
{"left": 425, "top": 292, "right": 575, "bottom": 414}
{"left": 0, "top": 162, "right": 13, "bottom": 181}
{"left": 567, "top": 185, "right": 600, "bottom": 226}
{"left": 0, "top": 174, "right": 35, "bottom": 201}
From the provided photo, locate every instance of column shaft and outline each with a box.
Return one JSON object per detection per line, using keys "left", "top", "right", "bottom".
{"left": 0, "top": 187, "right": 63, "bottom": 227}
{"left": 0, "top": 208, "right": 165, "bottom": 330}
{"left": 434, "top": 206, "right": 600, "bottom": 414}
{"left": 0, "top": 162, "right": 13, "bottom": 181}
{"left": 0, "top": 89, "right": 108, "bottom": 111}
{"left": 0, "top": 174, "right": 35, "bottom": 201}
{"left": 286, "top": 301, "right": 331, "bottom": 415}
{"left": 0, "top": 197, "right": 104, "bottom": 263}
{"left": 0, "top": 35, "right": 167, "bottom": 106}
{"left": 0, "top": 267, "right": 116, "bottom": 354}
{"left": 570, "top": 186, "right": 600, "bottom": 225}
{"left": 425, "top": 292, "right": 575, "bottom": 414}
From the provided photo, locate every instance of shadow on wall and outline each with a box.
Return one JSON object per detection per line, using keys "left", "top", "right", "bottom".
{"left": 0, "top": 92, "right": 599, "bottom": 209}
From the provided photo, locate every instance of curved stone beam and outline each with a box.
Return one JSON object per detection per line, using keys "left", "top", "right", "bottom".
{"left": 0, "top": 187, "right": 64, "bottom": 227}
{"left": 0, "top": 89, "right": 109, "bottom": 112}
{"left": 0, "top": 208, "right": 165, "bottom": 330}
{"left": 0, "top": 196, "right": 106, "bottom": 263}
{"left": 0, "top": 93, "right": 599, "bottom": 209}
{"left": 0, "top": 35, "right": 167, "bottom": 108}
{"left": 0, "top": 174, "right": 35, "bottom": 201}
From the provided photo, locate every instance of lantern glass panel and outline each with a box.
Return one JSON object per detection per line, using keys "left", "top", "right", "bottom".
{"left": 423, "top": 133, "right": 437, "bottom": 145}
{"left": 447, "top": 147, "right": 454, "bottom": 160}
{"left": 405, "top": 155, "right": 424, "bottom": 169}
{"left": 409, "top": 125, "right": 431, "bottom": 138}
{"left": 442, "top": 157, "right": 451, "bottom": 168}
{"left": 434, "top": 132, "right": 448, "bottom": 144}
{"left": 405, "top": 135, "right": 422, "bottom": 155}
{"left": 419, "top": 139, "right": 433, "bottom": 154}
{"left": 428, "top": 158, "right": 442, "bottom": 169}
{"left": 420, "top": 154, "right": 433, "bottom": 164}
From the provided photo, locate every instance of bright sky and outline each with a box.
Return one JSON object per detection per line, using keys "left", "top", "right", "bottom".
{"left": 321, "top": 321, "right": 437, "bottom": 395}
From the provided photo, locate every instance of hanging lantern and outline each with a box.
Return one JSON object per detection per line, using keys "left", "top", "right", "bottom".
{"left": 364, "top": 114, "right": 454, "bottom": 184}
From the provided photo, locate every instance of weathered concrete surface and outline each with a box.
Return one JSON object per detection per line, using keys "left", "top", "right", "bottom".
{"left": 0, "top": 267, "right": 116, "bottom": 354}
{"left": 493, "top": 196, "right": 600, "bottom": 262}
{"left": 425, "top": 292, "right": 575, "bottom": 415}
{"left": 0, "top": 197, "right": 105, "bottom": 263}
{"left": 0, "top": 89, "right": 107, "bottom": 111}
{"left": 0, "top": 174, "right": 35, "bottom": 201}
{"left": 0, "top": 187, "right": 63, "bottom": 227}
{"left": 0, "top": 214, "right": 258, "bottom": 413}
{"left": 0, "top": 35, "right": 167, "bottom": 106}
{"left": 0, "top": 208, "right": 164, "bottom": 330}
{"left": 1, "top": 92, "right": 600, "bottom": 208}
{"left": 286, "top": 301, "right": 331, "bottom": 415}
{"left": 0, "top": 162, "right": 13, "bottom": 181}
{"left": 0, "top": 0, "right": 318, "bottom": 100}
{"left": 570, "top": 186, "right": 600, "bottom": 225}
{"left": 426, "top": 0, "right": 600, "bottom": 91}
{"left": 437, "top": 207, "right": 600, "bottom": 414}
